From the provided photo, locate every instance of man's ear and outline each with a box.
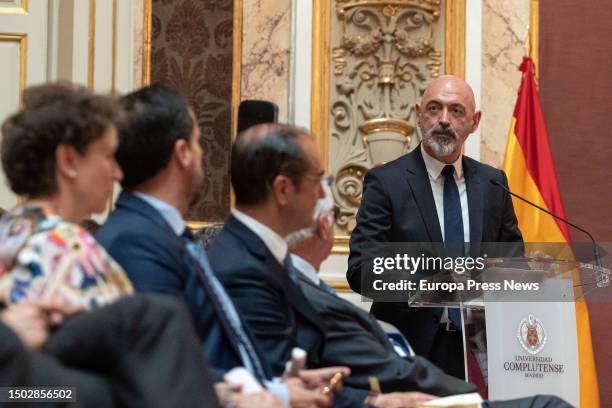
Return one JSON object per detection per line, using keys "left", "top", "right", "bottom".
{"left": 174, "top": 139, "right": 191, "bottom": 169}
{"left": 271, "top": 175, "right": 292, "bottom": 206}
{"left": 55, "top": 145, "right": 79, "bottom": 179}
{"left": 415, "top": 102, "right": 422, "bottom": 125}
{"left": 471, "top": 110, "right": 482, "bottom": 133}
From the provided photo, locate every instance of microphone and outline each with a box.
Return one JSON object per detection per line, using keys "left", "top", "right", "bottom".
{"left": 490, "top": 179, "right": 609, "bottom": 287}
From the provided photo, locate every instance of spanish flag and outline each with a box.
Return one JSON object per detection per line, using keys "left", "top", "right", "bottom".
{"left": 503, "top": 57, "right": 599, "bottom": 407}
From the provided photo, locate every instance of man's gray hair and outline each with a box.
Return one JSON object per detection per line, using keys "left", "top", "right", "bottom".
{"left": 286, "top": 181, "right": 334, "bottom": 247}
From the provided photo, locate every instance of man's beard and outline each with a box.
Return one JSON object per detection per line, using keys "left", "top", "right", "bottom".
{"left": 422, "top": 124, "right": 461, "bottom": 158}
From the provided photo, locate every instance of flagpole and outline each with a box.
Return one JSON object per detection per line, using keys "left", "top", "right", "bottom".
{"left": 522, "top": 28, "right": 539, "bottom": 86}
{"left": 523, "top": 28, "right": 531, "bottom": 58}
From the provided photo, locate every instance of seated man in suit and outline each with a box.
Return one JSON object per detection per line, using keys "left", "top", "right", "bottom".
{"left": 208, "top": 123, "right": 443, "bottom": 408}
{"left": 286, "top": 185, "right": 475, "bottom": 397}
{"left": 97, "top": 85, "right": 336, "bottom": 408}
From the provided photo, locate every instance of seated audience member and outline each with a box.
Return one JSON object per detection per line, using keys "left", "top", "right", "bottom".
{"left": 208, "top": 123, "right": 442, "bottom": 408}
{"left": 286, "top": 185, "right": 475, "bottom": 397}
{"left": 97, "top": 85, "right": 325, "bottom": 408}
{"left": 0, "top": 83, "right": 131, "bottom": 307}
{"left": 0, "top": 83, "right": 222, "bottom": 407}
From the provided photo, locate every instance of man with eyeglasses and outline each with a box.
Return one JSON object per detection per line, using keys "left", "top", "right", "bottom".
{"left": 209, "top": 123, "right": 446, "bottom": 407}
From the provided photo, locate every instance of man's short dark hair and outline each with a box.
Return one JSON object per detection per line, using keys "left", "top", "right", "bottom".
{"left": 116, "top": 84, "right": 193, "bottom": 188}
{"left": 1, "top": 82, "right": 117, "bottom": 197}
{"left": 231, "top": 124, "right": 311, "bottom": 205}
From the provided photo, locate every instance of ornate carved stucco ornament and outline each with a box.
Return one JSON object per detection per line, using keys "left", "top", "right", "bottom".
{"left": 328, "top": 0, "right": 443, "bottom": 235}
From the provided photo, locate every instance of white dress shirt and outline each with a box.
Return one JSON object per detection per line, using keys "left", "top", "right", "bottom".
{"left": 420, "top": 144, "right": 470, "bottom": 242}
{"left": 290, "top": 254, "right": 319, "bottom": 285}
{"left": 420, "top": 145, "right": 471, "bottom": 326}
{"left": 133, "top": 192, "right": 185, "bottom": 235}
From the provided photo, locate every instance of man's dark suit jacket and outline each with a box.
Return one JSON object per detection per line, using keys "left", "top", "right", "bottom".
{"left": 96, "top": 192, "right": 272, "bottom": 382}
{"left": 297, "top": 274, "right": 476, "bottom": 396}
{"left": 208, "top": 216, "right": 370, "bottom": 407}
{"left": 347, "top": 146, "right": 523, "bottom": 358}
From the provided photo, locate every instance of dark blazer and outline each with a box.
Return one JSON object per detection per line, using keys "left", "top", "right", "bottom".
{"left": 96, "top": 192, "right": 271, "bottom": 382}
{"left": 208, "top": 215, "right": 327, "bottom": 375}
{"left": 347, "top": 146, "right": 523, "bottom": 357}
{"left": 297, "top": 274, "right": 476, "bottom": 396}
{"left": 208, "top": 215, "right": 370, "bottom": 407}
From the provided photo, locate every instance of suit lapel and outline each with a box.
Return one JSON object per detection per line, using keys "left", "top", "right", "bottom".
{"left": 116, "top": 194, "right": 260, "bottom": 374}
{"left": 224, "top": 217, "right": 325, "bottom": 333}
{"left": 405, "top": 147, "right": 443, "bottom": 242}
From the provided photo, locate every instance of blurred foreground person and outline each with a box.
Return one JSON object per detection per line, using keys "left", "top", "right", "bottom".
{"left": 0, "top": 83, "right": 220, "bottom": 407}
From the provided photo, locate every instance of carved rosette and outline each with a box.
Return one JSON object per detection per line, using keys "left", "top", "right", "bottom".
{"left": 329, "top": 0, "right": 444, "bottom": 236}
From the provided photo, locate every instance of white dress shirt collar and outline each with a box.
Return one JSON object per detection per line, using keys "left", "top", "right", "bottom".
{"left": 290, "top": 254, "right": 319, "bottom": 285}
{"left": 231, "top": 209, "right": 288, "bottom": 265}
{"left": 420, "top": 143, "right": 463, "bottom": 181}
{"left": 133, "top": 192, "right": 185, "bottom": 236}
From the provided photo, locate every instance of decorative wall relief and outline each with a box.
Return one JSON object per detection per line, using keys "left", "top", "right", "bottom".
{"left": 327, "top": 0, "right": 445, "bottom": 236}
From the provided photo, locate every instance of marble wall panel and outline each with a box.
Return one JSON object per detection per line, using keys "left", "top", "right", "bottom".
{"left": 480, "top": 0, "right": 530, "bottom": 168}
{"left": 240, "top": 0, "right": 291, "bottom": 122}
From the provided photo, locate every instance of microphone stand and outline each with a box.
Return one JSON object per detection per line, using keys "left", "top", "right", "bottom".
{"left": 491, "top": 180, "right": 609, "bottom": 287}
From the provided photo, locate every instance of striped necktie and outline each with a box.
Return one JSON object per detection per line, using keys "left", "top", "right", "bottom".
{"left": 182, "top": 230, "right": 268, "bottom": 383}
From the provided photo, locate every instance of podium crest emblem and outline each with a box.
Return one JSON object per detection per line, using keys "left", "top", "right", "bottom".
{"left": 517, "top": 314, "right": 547, "bottom": 354}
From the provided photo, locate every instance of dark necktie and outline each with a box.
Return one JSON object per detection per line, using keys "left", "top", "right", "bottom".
{"left": 442, "top": 164, "right": 464, "bottom": 247}
{"left": 182, "top": 229, "right": 268, "bottom": 383}
{"left": 442, "top": 165, "right": 464, "bottom": 331}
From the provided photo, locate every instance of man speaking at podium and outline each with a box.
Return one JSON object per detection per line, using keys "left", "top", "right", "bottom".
{"left": 347, "top": 75, "right": 524, "bottom": 380}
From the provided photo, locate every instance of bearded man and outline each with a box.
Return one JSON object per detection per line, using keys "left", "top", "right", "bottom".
{"left": 347, "top": 75, "right": 524, "bottom": 380}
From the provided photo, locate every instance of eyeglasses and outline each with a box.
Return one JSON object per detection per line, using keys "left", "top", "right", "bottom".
{"left": 303, "top": 173, "right": 334, "bottom": 188}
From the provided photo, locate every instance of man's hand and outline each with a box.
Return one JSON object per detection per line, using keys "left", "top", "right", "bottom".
{"left": 0, "top": 301, "right": 50, "bottom": 349}
{"left": 372, "top": 392, "right": 437, "bottom": 408}
{"left": 213, "top": 381, "right": 242, "bottom": 406}
{"left": 284, "top": 377, "right": 332, "bottom": 408}
{"left": 297, "top": 366, "right": 351, "bottom": 389}
{"left": 234, "top": 391, "right": 288, "bottom": 408}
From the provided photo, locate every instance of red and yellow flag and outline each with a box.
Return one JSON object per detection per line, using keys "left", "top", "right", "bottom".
{"left": 503, "top": 57, "right": 599, "bottom": 407}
